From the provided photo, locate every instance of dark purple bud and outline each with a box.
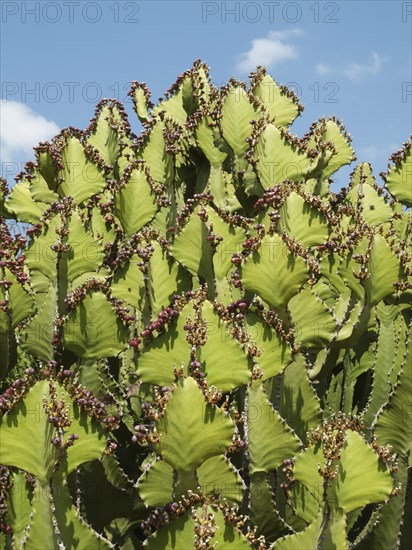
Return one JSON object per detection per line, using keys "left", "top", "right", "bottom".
{"left": 62, "top": 370, "right": 73, "bottom": 377}
{"left": 128, "top": 338, "right": 141, "bottom": 348}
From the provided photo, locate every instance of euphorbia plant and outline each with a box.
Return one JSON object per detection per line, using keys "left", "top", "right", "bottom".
{"left": 0, "top": 61, "right": 410, "bottom": 549}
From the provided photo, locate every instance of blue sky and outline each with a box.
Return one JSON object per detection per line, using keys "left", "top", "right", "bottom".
{"left": 1, "top": 0, "right": 411, "bottom": 190}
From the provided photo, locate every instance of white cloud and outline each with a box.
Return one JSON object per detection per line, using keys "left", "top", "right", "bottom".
{"left": 343, "top": 52, "right": 383, "bottom": 80}
{"left": 315, "top": 51, "right": 384, "bottom": 81}
{"left": 236, "top": 29, "right": 303, "bottom": 73}
{"left": 0, "top": 101, "right": 59, "bottom": 164}
{"left": 357, "top": 143, "right": 398, "bottom": 162}
{"left": 315, "top": 63, "right": 331, "bottom": 76}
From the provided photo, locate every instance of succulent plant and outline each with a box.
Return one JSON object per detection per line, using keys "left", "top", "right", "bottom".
{"left": 0, "top": 61, "right": 410, "bottom": 549}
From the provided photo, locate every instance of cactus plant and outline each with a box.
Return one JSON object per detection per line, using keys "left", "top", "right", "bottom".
{"left": 0, "top": 61, "right": 410, "bottom": 549}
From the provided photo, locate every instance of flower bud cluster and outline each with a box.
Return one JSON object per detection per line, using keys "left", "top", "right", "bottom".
{"left": 193, "top": 506, "right": 217, "bottom": 549}
{"left": 140, "top": 491, "right": 202, "bottom": 536}
{"left": 140, "top": 307, "right": 179, "bottom": 340}
{"left": 0, "top": 377, "right": 31, "bottom": 414}
{"left": 67, "top": 384, "right": 107, "bottom": 422}
{"left": 43, "top": 381, "right": 71, "bottom": 429}
{"left": 0, "top": 466, "right": 12, "bottom": 535}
